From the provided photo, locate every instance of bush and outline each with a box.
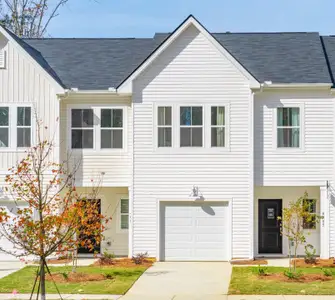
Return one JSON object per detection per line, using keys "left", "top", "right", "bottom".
{"left": 304, "top": 244, "right": 317, "bottom": 264}
{"left": 60, "top": 272, "right": 69, "bottom": 280}
{"left": 104, "top": 272, "right": 114, "bottom": 280}
{"left": 255, "top": 265, "right": 268, "bottom": 276}
{"left": 132, "top": 252, "right": 149, "bottom": 265}
{"left": 284, "top": 269, "right": 303, "bottom": 280}
{"left": 322, "top": 269, "right": 333, "bottom": 277}
{"left": 99, "top": 251, "right": 115, "bottom": 265}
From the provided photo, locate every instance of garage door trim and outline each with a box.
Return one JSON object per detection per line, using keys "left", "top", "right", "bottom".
{"left": 157, "top": 199, "right": 232, "bottom": 261}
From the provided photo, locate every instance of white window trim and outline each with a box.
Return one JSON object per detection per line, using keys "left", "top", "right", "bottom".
{"left": 67, "top": 104, "right": 128, "bottom": 155}
{"left": 153, "top": 103, "right": 230, "bottom": 153}
{"left": 119, "top": 197, "right": 129, "bottom": 232}
{"left": 0, "top": 49, "right": 6, "bottom": 69}
{"left": 0, "top": 104, "right": 34, "bottom": 152}
{"left": 273, "top": 103, "right": 304, "bottom": 152}
{"left": 100, "top": 108, "right": 124, "bottom": 150}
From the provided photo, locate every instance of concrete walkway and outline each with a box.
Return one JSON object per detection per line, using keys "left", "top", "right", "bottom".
{"left": 0, "top": 261, "right": 25, "bottom": 279}
{"left": 121, "top": 262, "right": 232, "bottom": 300}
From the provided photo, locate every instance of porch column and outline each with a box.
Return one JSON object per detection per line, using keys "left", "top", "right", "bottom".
{"left": 128, "top": 185, "right": 133, "bottom": 258}
{"left": 320, "top": 186, "right": 330, "bottom": 259}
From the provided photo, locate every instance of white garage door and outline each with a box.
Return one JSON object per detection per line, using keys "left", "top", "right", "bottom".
{"left": 0, "top": 202, "right": 28, "bottom": 261}
{"left": 162, "top": 202, "right": 230, "bottom": 261}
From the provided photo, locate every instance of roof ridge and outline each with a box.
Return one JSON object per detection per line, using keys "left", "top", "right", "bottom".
{"left": 23, "top": 37, "right": 153, "bottom": 40}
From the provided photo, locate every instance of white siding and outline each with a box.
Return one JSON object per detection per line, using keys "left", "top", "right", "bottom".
{"left": 132, "top": 24, "right": 253, "bottom": 259}
{"left": 254, "top": 90, "right": 334, "bottom": 186}
{"left": 60, "top": 95, "right": 132, "bottom": 187}
{"left": 0, "top": 33, "right": 61, "bottom": 182}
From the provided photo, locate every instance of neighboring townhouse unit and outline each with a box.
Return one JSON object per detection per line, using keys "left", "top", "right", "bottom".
{"left": 1, "top": 15, "right": 335, "bottom": 261}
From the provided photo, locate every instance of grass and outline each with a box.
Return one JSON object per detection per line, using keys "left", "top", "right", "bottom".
{"left": 0, "top": 265, "right": 147, "bottom": 295}
{"left": 229, "top": 266, "right": 335, "bottom": 295}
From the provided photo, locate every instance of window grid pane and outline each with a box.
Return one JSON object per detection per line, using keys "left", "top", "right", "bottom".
{"left": 100, "top": 109, "right": 123, "bottom": 149}
{"left": 277, "top": 107, "right": 300, "bottom": 148}
{"left": 71, "top": 129, "right": 94, "bottom": 149}
{"left": 158, "top": 107, "right": 172, "bottom": 147}
{"left": 180, "top": 107, "right": 203, "bottom": 147}
{"left": 120, "top": 199, "right": 129, "bottom": 230}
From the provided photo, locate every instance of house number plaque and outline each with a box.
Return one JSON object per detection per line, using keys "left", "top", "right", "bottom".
{"left": 267, "top": 208, "right": 275, "bottom": 219}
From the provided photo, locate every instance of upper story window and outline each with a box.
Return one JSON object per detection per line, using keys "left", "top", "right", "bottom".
{"left": 180, "top": 106, "right": 203, "bottom": 147}
{"left": 211, "top": 106, "right": 225, "bottom": 147}
{"left": 71, "top": 109, "right": 94, "bottom": 149}
{"left": 158, "top": 106, "right": 172, "bottom": 147}
{"left": 277, "top": 107, "right": 300, "bottom": 148}
{"left": 0, "top": 48, "right": 6, "bottom": 69}
{"left": 0, "top": 107, "right": 9, "bottom": 147}
{"left": 17, "top": 107, "right": 32, "bottom": 147}
{"left": 101, "top": 109, "right": 123, "bottom": 149}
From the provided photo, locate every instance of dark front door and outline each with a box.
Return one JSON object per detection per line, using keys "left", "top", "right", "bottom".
{"left": 258, "top": 199, "right": 282, "bottom": 254}
{"left": 78, "top": 199, "right": 101, "bottom": 254}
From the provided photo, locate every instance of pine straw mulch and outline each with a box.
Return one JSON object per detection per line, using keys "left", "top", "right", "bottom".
{"left": 259, "top": 273, "right": 333, "bottom": 283}
{"left": 293, "top": 259, "right": 335, "bottom": 268}
{"left": 93, "top": 258, "right": 155, "bottom": 268}
{"left": 46, "top": 258, "right": 72, "bottom": 264}
{"left": 231, "top": 259, "right": 268, "bottom": 265}
{"left": 46, "top": 272, "right": 107, "bottom": 283}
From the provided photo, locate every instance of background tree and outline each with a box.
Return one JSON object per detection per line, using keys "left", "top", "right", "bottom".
{"left": 0, "top": 117, "right": 110, "bottom": 300}
{"left": 0, "top": 0, "right": 71, "bottom": 37}
{"left": 278, "top": 192, "right": 321, "bottom": 272}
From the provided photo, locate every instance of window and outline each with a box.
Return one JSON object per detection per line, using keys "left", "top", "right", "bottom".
{"left": 180, "top": 106, "right": 203, "bottom": 147}
{"left": 277, "top": 107, "right": 300, "bottom": 148}
{"left": 17, "top": 107, "right": 31, "bottom": 147}
{"left": 158, "top": 107, "right": 172, "bottom": 147}
{"left": 71, "top": 109, "right": 94, "bottom": 149}
{"left": 120, "top": 198, "right": 129, "bottom": 230}
{"left": 303, "top": 199, "right": 316, "bottom": 229}
{"left": 101, "top": 109, "right": 123, "bottom": 149}
{"left": 211, "top": 106, "right": 225, "bottom": 147}
{"left": 0, "top": 107, "right": 9, "bottom": 147}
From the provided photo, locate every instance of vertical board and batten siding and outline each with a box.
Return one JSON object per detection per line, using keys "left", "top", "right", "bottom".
{"left": 254, "top": 90, "right": 334, "bottom": 186}
{"left": 0, "top": 33, "right": 61, "bottom": 184}
{"left": 60, "top": 95, "right": 132, "bottom": 187}
{"left": 132, "top": 24, "right": 253, "bottom": 259}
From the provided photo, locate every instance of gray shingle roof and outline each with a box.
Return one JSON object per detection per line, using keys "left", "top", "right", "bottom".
{"left": 8, "top": 30, "right": 332, "bottom": 90}
{"left": 320, "top": 36, "right": 335, "bottom": 85}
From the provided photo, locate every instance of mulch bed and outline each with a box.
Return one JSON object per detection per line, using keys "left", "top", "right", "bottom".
{"left": 46, "top": 258, "right": 72, "bottom": 264}
{"left": 231, "top": 259, "right": 268, "bottom": 265}
{"left": 260, "top": 273, "right": 333, "bottom": 283}
{"left": 293, "top": 259, "right": 335, "bottom": 268}
{"left": 46, "top": 272, "right": 107, "bottom": 283}
{"left": 93, "top": 258, "right": 154, "bottom": 268}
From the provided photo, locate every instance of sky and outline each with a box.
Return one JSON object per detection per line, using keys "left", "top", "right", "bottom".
{"left": 47, "top": 0, "right": 335, "bottom": 38}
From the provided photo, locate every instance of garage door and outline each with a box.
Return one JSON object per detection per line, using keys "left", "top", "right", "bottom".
{"left": 162, "top": 202, "right": 230, "bottom": 261}
{"left": 0, "top": 202, "right": 28, "bottom": 261}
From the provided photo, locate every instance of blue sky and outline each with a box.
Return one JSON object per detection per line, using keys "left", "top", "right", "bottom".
{"left": 48, "top": 0, "right": 335, "bottom": 37}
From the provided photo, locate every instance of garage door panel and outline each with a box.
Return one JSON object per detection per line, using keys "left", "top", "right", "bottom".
{"left": 165, "top": 234, "right": 193, "bottom": 242}
{"left": 165, "top": 217, "right": 192, "bottom": 226}
{"left": 195, "top": 233, "right": 226, "bottom": 242}
{"left": 162, "top": 202, "right": 229, "bottom": 261}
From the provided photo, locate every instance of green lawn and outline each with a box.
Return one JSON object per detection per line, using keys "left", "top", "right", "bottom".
{"left": 229, "top": 267, "right": 335, "bottom": 295}
{"left": 0, "top": 266, "right": 147, "bottom": 295}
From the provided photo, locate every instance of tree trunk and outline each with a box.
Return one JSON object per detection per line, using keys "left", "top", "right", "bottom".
{"left": 40, "top": 258, "right": 46, "bottom": 300}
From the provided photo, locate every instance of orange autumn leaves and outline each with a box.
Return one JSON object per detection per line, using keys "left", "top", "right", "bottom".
{"left": 0, "top": 135, "right": 110, "bottom": 259}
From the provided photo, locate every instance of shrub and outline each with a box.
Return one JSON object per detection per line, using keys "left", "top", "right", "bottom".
{"left": 61, "top": 272, "right": 69, "bottom": 280}
{"left": 99, "top": 251, "right": 115, "bottom": 265}
{"left": 104, "top": 272, "right": 114, "bottom": 280}
{"left": 284, "top": 269, "right": 303, "bottom": 280}
{"left": 132, "top": 252, "right": 149, "bottom": 265}
{"left": 323, "top": 269, "right": 333, "bottom": 277}
{"left": 304, "top": 244, "right": 317, "bottom": 264}
{"left": 256, "top": 265, "right": 268, "bottom": 276}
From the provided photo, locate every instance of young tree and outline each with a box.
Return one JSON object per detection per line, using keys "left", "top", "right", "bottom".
{"left": 0, "top": 118, "right": 110, "bottom": 300}
{"left": 0, "top": 0, "right": 72, "bottom": 37}
{"left": 278, "top": 192, "right": 321, "bottom": 272}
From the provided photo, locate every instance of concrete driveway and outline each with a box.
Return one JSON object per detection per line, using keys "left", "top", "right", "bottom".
{"left": 121, "top": 262, "right": 232, "bottom": 300}
{"left": 0, "top": 261, "right": 24, "bottom": 279}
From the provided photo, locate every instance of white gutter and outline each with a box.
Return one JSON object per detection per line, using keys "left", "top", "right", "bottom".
{"left": 261, "top": 82, "right": 332, "bottom": 89}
